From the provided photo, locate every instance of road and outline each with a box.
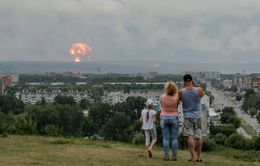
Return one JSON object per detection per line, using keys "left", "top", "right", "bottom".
{"left": 207, "top": 84, "right": 260, "bottom": 136}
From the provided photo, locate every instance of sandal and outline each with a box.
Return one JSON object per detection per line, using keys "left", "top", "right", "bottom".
{"left": 196, "top": 159, "right": 203, "bottom": 162}
{"left": 163, "top": 157, "right": 169, "bottom": 161}
{"left": 188, "top": 159, "right": 196, "bottom": 162}
{"left": 148, "top": 150, "right": 152, "bottom": 158}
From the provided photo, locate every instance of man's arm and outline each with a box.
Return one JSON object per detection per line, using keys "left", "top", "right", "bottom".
{"left": 198, "top": 87, "right": 204, "bottom": 97}
{"left": 178, "top": 90, "right": 183, "bottom": 100}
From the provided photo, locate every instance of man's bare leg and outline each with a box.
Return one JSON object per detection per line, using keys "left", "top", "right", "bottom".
{"left": 195, "top": 138, "right": 202, "bottom": 161}
{"left": 187, "top": 135, "right": 195, "bottom": 161}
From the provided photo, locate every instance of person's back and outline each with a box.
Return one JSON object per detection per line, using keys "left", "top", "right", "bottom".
{"left": 179, "top": 74, "right": 204, "bottom": 162}
{"left": 160, "top": 81, "right": 179, "bottom": 161}
{"left": 160, "top": 94, "right": 178, "bottom": 117}
{"left": 181, "top": 87, "right": 202, "bottom": 118}
{"left": 141, "top": 108, "right": 156, "bottom": 130}
{"left": 140, "top": 99, "right": 157, "bottom": 158}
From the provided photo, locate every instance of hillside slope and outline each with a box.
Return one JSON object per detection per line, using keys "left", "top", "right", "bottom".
{"left": 0, "top": 135, "right": 259, "bottom": 166}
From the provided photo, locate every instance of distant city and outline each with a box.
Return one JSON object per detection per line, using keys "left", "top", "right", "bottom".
{"left": 1, "top": 71, "right": 260, "bottom": 103}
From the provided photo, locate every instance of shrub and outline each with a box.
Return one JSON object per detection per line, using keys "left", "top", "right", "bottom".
{"left": 132, "top": 132, "right": 145, "bottom": 145}
{"left": 226, "top": 134, "right": 242, "bottom": 149}
{"left": 202, "top": 138, "right": 216, "bottom": 151}
{"left": 214, "top": 133, "right": 227, "bottom": 145}
{"left": 15, "top": 116, "right": 37, "bottom": 135}
{"left": 243, "top": 139, "right": 254, "bottom": 150}
{"left": 178, "top": 133, "right": 188, "bottom": 149}
{"left": 44, "top": 124, "right": 63, "bottom": 136}
{"left": 101, "top": 112, "right": 132, "bottom": 142}
{"left": 254, "top": 137, "right": 260, "bottom": 150}
{"left": 0, "top": 112, "right": 16, "bottom": 134}
{"left": 256, "top": 113, "right": 260, "bottom": 124}
{"left": 226, "top": 133, "right": 253, "bottom": 150}
{"left": 236, "top": 95, "right": 242, "bottom": 102}
{"left": 227, "top": 116, "right": 241, "bottom": 129}
{"left": 249, "top": 107, "right": 257, "bottom": 118}
{"left": 210, "top": 124, "right": 235, "bottom": 137}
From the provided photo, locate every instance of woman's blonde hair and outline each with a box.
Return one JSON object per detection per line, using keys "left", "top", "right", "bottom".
{"left": 164, "top": 80, "right": 178, "bottom": 96}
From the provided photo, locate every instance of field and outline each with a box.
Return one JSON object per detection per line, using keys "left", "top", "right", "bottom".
{"left": 0, "top": 135, "right": 259, "bottom": 166}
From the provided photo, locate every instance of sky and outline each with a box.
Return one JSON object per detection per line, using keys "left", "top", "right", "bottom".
{"left": 1, "top": 0, "right": 260, "bottom": 63}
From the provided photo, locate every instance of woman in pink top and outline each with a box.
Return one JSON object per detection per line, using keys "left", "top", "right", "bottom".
{"left": 160, "top": 80, "right": 180, "bottom": 161}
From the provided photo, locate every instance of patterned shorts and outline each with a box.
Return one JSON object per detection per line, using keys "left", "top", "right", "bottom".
{"left": 183, "top": 118, "right": 202, "bottom": 139}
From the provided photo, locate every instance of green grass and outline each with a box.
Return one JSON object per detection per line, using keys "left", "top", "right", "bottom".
{"left": 0, "top": 135, "right": 259, "bottom": 166}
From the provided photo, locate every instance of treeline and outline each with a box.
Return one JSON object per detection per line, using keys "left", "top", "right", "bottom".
{"left": 0, "top": 94, "right": 211, "bottom": 152}
{"left": 0, "top": 94, "right": 147, "bottom": 141}
{"left": 19, "top": 74, "right": 86, "bottom": 84}
{"left": 19, "top": 74, "right": 183, "bottom": 85}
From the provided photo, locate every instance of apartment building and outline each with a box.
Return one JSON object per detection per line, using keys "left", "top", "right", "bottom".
{"left": 222, "top": 79, "right": 233, "bottom": 89}
{"left": 245, "top": 74, "right": 260, "bottom": 93}
{"left": 104, "top": 90, "right": 163, "bottom": 105}
{"left": 18, "top": 90, "right": 90, "bottom": 104}
{"left": 0, "top": 75, "right": 13, "bottom": 94}
{"left": 233, "top": 73, "right": 246, "bottom": 88}
{"left": 185, "top": 71, "right": 221, "bottom": 81}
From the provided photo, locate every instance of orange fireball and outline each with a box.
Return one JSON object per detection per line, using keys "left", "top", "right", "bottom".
{"left": 69, "top": 42, "right": 91, "bottom": 62}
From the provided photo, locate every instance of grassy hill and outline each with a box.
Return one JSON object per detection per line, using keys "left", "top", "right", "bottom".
{"left": 0, "top": 135, "right": 259, "bottom": 166}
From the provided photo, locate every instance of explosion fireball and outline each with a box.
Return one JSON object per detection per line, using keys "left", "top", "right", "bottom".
{"left": 69, "top": 42, "right": 91, "bottom": 62}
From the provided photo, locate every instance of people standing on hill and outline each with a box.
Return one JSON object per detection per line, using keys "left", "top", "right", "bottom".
{"left": 160, "top": 81, "right": 180, "bottom": 161}
{"left": 179, "top": 74, "right": 204, "bottom": 162}
{"left": 140, "top": 99, "right": 157, "bottom": 158}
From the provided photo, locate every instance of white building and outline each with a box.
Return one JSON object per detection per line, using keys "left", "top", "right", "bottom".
{"left": 222, "top": 79, "right": 233, "bottom": 89}
{"left": 11, "top": 73, "right": 19, "bottom": 85}
{"left": 185, "top": 71, "right": 221, "bottom": 81}
{"left": 105, "top": 90, "right": 163, "bottom": 105}
{"left": 18, "top": 91, "right": 90, "bottom": 104}
{"left": 208, "top": 108, "right": 220, "bottom": 125}
{"left": 50, "top": 82, "right": 65, "bottom": 86}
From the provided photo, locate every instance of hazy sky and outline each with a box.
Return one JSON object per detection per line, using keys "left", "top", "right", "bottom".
{"left": 1, "top": 0, "right": 260, "bottom": 63}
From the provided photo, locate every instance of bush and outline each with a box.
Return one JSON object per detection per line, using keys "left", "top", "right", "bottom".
{"left": 249, "top": 107, "right": 257, "bottom": 118}
{"left": 15, "top": 116, "right": 37, "bottom": 135}
{"left": 236, "top": 95, "right": 243, "bottom": 102}
{"left": 254, "top": 137, "right": 260, "bottom": 150}
{"left": 226, "top": 134, "right": 242, "bottom": 149}
{"left": 214, "top": 133, "right": 227, "bottom": 145}
{"left": 101, "top": 112, "right": 132, "bottom": 142}
{"left": 256, "top": 113, "right": 260, "bottom": 124}
{"left": 202, "top": 138, "right": 216, "bottom": 151}
{"left": 227, "top": 116, "right": 241, "bottom": 129}
{"left": 210, "top": 124, "right": 235, "bottom": 137}
{"left": 44, "top": 124, "right": 63, "bottom": 136}
{"left": 178, "top": 133, "right": 188, "bottom": 149}
{"left": 243, "top": 139, "right": 254, "bottom": 150}
{"left": 0, "top": 112, "right": 16, "bottom": 134}
{"left": 226, "top": 133, "right": 254, "bottom": 150}
{"left": 132, "top": 132, "right": 145, "bottom": 145}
